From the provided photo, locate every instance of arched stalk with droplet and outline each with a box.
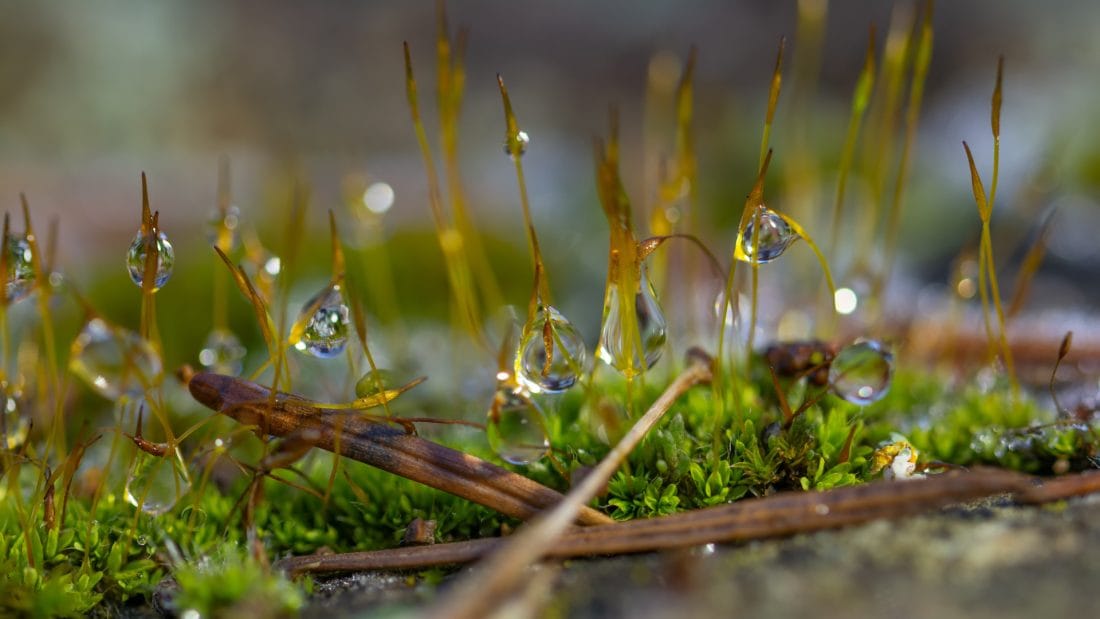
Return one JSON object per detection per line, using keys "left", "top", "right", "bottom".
{"left": 497, "top": 75, "right": 588, "bottom": 395}
{"left": 647, "top": 48, "right": 697, "bottom": 319}
{"left": 594, "top": 109, "right": 668, "bottom": 386}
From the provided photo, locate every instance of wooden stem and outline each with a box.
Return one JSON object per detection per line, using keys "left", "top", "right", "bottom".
{"left": 188, "top": 372, "right": 612, "bottom": 526}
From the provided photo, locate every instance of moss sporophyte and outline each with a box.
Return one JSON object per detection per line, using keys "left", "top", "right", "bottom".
{"left": 1, "top": 2, "right": 1098, "bottom": 616}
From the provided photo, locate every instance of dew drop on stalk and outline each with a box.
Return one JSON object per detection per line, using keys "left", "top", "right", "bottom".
{"left": 737, "top": 206, "right": 797, "bottom": 264}
{"left": 598, "top": 268, "right": 667, "bottom": 374}
{"left": 293, "top": 283, "right": 350, "bottom": 358}
{"left": 5, "top": 235, "right": 36, "bottom": 304}
{"left": 829, "top": 339, "right": 894, "bottom": 405}
{"left": 516, "top": 305, "right": 588, "bottom": 394}
{"left": 486, "top": 386, "right": 549, "bottom": 465}
{"left": 0, "top": 384, "right": 28, "bottom": 451}
{"left": 69, "top": 318, "right": 163, "bottom": 401}
{"left": 126, "top": 229, "right": 175, "bottom": 291}
{"left": 503, "top": 130, "right": 530, "bottom": 157}
{"left": 124, "top": 447, "right": 191, "bottom": 516}
{"left": 198, "top": 329, "right": 246, "bottom": 376}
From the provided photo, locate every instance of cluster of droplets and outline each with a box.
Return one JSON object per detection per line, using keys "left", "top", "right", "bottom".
{"left": 126, "top": 229, "right": 175, "bottom": 291}
{"left": 515, "top": 306, "right": 588, "bottom": 394}
{"left": 124, "top": 448, "right": 192, "bottom": 515}
{"left": 829, "top": 339, "right": 894, "bottom": 405}
{"left": 293, "top": 283, "right": 350, "bottom": 358}
{"left": 486, "top": 384, "right": 549, "bottom": 465}
{"left": 69, "top": 318, "right": 163, "bottom": 401}
{"left": 737, "top": 205, "right": 797, "bottom": 264}
{"left": 597, "top": 267, "right": 668, "bottom": 375}
{"left": 5, "top": 235, "right": 36, "bottom": 304}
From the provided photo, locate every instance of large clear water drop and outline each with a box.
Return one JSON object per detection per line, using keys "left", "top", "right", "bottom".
{"left": 486, "top": 387, "right": 549, "bottom": 465}
{"left": 598, "top": 267, "right": 667, "bottom": 375}
{"left": 829, "top": 339, "right": 894, "bottom": 405}
{"left": 293, "top": 283, "right": 350, "bottom": 358}
{"left": 69, "top": 319, "right": 162, "bottom": 401}
{"left": 126, "top": 229, "right": 175, "bottom": 291}
{"left": 5, "top": 235, "right": 36, "bottom": 304}
{"left": 516, "top": 305, "right": 587, "bottom": 394}
{"left": 737, "top": 206, "right": 797, "bottom": 264}
{"left": 124, "top": 448, "right": 191, "bottom": 516}
{"left": 199, "top": 329, "right": 246, "bottom": 376}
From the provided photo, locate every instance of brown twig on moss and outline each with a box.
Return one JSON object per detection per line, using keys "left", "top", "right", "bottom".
{"left": 277, "top": 467, "right": 1068, "bottom": 578}
{"left": 187, "top": 371, "right": 612, "bottom": 526}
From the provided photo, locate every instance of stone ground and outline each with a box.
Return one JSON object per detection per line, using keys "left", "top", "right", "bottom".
{"left": 303, "top": 493, "right": 1100, "bottom": 618}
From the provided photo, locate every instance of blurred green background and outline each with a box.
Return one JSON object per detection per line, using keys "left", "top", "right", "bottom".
{"left": 1, "top": 0, "right": 1098, "bottom": 406}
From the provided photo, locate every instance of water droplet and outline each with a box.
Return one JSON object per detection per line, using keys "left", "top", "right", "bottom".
{"left": 486, "top": 387, "right": 549, "bottom": 465}
{"left": 829, "top": 339, "right": 894, "bottom": 405}
{"left": 598, "top": 267, "right": 667, "bottom": 375}
{"left": 953, "top": 257, "right": 979, "bottom": 300}
{"left": 293, "top": 284, "right": 349, "bottom": 358}
{"left": 354, "top": 369, "right": 396, "bottom": 398}
{"left": 5, "top": 235, "right": 36, "bottom": 304}
{"left": 1, "top": 384, "right": 28, "bottom": 450}
{"left": 503, "top": 130, "right": 530, "bottom": 157}
{"left": 136, "top": 535, "right": 147, "bottom": 546}
{"left": 69, "top": 319, "right": 162, "bottom": 401}
{"left": 362, "top": 182, "right": 395, "bottom": 214}
{"left": 198, "top": 329, "right": 246, "bottom": 376}
{"left": 126, "top": 229, "right": 175, "bottom": 291}
{"left": 834, "top": 287, "right": 858, "bottom": 315}
{"left": 207, "top": 205, "right": 241, "bottom": 252}
{"left": 124, "top": 448, "right": 191, "bottom": 516}
{"left": 737, "top": 206, "right": 797, "bottom": 264}
{"left": 516, "top": 306, "right": 588, "bottom": 394}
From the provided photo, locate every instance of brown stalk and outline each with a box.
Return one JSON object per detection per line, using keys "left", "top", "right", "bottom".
{"left": 187, "top": 372, "right": 612, "bottom": 525}
{"left": 278, "top": 467, "right": 1051, "bottom": 576}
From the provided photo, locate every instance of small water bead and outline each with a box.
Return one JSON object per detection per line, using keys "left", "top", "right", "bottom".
{"left": 503, "top": 130, "right": 530, "bottom": 157}
{"left": 5, "top": 235, "right": 36, "bottom": 304}
{"left": 1, "top": 386, "right": 28, "bottom": 451}
{"left": 126, "top": 229, "right": 175, "bottom": 291}
{"left": 737, "top": 206, "right": 797, "bottom": 264}
{"left": 70, "top": 318, "right": 163, "bottom": 401}
{"left": 598, "top": 268, "right": 667, "bottom": 375}
{"left": 293, "top": 284, "right": 350, "bottom": 358}
{"left": 828, "top": 339, "right": 894, "bottom": 405}
{"left": 355, "top": 369, "right": 396, "bottom": 398}
{"left": 486, "top": 387, "right": 549, "bottom": 465}
{"left": 199, "top": 329, "right": 246, "bottom": 376}
{"left": 516, "top": 306, "right": 588, "bottom": 394}
{"left": 124, "top": 448, "right": 191, "bottom": 516}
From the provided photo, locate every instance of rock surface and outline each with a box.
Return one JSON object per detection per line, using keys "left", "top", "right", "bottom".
{"left": 304, "top": 493, "right": 1100, "bottom": 618}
